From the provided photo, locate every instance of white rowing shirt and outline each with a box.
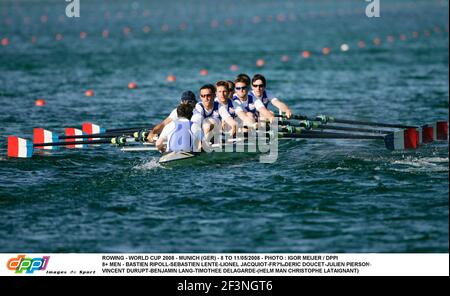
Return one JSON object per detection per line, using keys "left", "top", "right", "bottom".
{"left": 251, "top": 90, "right": 279, "bottom": 110}
{"left": 232, "top": 94, "right": 257, "bottom": 114}
{"left": 191, "top": 101, "right": 228, "bottom": 126}
{"left": 168, "top": 108, "right": 178, "bottom": 121}
{"left": 160, "top": 118, "right": 193, "bottom": 152}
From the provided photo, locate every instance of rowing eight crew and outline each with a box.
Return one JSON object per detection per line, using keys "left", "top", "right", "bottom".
{"left": 151, "top": 74, "right": 293, "bottom": 153}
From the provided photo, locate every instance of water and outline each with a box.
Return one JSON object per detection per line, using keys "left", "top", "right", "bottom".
{"left": 0, "top": 0, "right": 448, "bottom": 253}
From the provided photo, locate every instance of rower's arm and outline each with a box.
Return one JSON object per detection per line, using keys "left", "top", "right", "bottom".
{"left": 272, "top": 99, "right": 292, "bottom": 118}
{"left": 148, "top": 117, "right": 172, "bottom": 142}
{"left": 155, "top": 137, "right": 166, "bottom": 153}
{"left": 257, "top": 106, "right": 275, "bottom": 122}
{"left": 236, "top": 110, "right": 254, "bottom": 126}
{"left": 224, "top": 117, "right": 237, "bottom": 135}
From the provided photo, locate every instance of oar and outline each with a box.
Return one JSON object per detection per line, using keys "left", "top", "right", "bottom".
{"left": 279, "top": 120, "right": 394, "bottom": 134}
{"left": 276, "top": 114, "right": 417, "bottom": 129}
{"left": 277, "top": 128, "right": 419, "bottom": 150}
{"left": 7, "top": 135, "right": 148, "bottom": 158}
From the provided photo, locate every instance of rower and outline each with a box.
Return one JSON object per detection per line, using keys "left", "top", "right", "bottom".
{"left": 215, "top": 80, "right": 237, "bottom": 136}
{"left": 226, "top": 80, "right": 235, "bottom": 100}
{"left": 155, "top": 103, "right": 196, "bottom": 153}
{"left": 232, "top": 76, "right": 257, "bottom": 127}
{"left": 191, "top": 84, "right": 223, "bottom": 143}
{"left": 251, "top": 74, "right": 292, "bottom": 119}
{"left": 146, "top": 91, "right": 197, "bottom": 143}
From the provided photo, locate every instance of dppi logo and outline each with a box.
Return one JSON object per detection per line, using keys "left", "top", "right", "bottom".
{"left": 7, "top": 255, "right": 50, "bottom": 274}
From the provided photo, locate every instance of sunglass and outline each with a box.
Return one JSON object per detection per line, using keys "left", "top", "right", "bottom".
{"left": 252, "top": 84, "right": 265, "bottom": 88}
{"left": 235, "top": 86, "right": 248, "bottom": 91}
{"left": 200, "top": 94, "right": 213, "bottom": 98}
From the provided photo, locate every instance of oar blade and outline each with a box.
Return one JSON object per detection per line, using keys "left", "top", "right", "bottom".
{"left": 33, "top": 128, "right": 59, "bottom": 150}
{"left": 436, "top": 121, "right": 448, "bottom": 140}
{"left": 7, "top": 136, "right": 33, "bottom": 158}
{"left": 82, "top": 122, "right": 106, "bottom": 140}
{"left": 384, "top": 128, "right": 419, "bottom": 150}
{"left": 65, "top": 128, "right": 88, "bottom": 149}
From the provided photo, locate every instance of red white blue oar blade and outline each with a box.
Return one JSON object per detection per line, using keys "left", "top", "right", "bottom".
{"left": 82, "top": 122, "right": 106, "bottom": 140}
{"left": 33, "top": 128, "right": 59, "bottom": 150}
{"left": 384, "top": 128, "right": 418, "bottom": 150}
{"left": 65, "top": 128, "right": 87, "bottom": 149}
{"left": 7, "top": 136, "right": 33, "bottom": 158}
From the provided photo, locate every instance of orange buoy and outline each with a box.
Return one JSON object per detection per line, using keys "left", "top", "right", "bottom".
{"left": 256, "top": 59, "right": 265, "bottom": 67}
{"left": 80, "top": 32, "right": 87, "bottom": 39}
{"left": 199, "top": 69, "right": 208, "bottom": 76}
{"left": 128, "top": 82, "right": 138, "bottom": 89}
{"left": 230, "top": 64, "right": 239, "bottom": 71}
{"left": 35, "top": 99, "right": 46, "bottom": 107}
{"left": 166, "top": 75, "right": 176, "bottom": 82}
{"left": 1, "top": 37, "right": 9, "bottom": 46}
{"left": 142, "top": 26, "right": 151, "bottom": 33}
{"left": 102, "top": 30, "right": 109, "bottom": 38}
{"left": 373, "top": 38, "right": 381, "bottom": 46}
{"left": 322, "top": 47, "right": 331, "bottom": 55}
{"left": 85, "top": 90, "right": 94, "bottom": 97}
{"left": 281, "top": 55, "right": 289, "bottom": 62}
{"left": 301, "top": 51, "right": 311, "bottom": 58}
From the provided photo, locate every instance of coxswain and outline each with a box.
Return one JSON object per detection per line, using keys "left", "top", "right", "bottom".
{"left": 155, "top": 103, "right": 197, "bottom": 153}
{"left": 147, "top": 91, "right": 197, "bottom": 143}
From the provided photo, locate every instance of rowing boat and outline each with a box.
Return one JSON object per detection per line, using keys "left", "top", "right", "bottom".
{"left": 6, "top": 115, "right": 448, "bottom": 164}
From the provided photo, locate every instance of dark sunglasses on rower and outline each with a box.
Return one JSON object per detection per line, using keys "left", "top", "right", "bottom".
{"left": 252, "top": 84, "right": 265, "bottom": 88}
{"left": 235, "top": 86, "right": 248, "bottom": 91}
{"left": 200, "top": 94, "right": 213, "bottom": 98}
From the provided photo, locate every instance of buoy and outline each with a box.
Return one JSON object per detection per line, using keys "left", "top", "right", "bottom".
{"left": 373, "top": 38, "right": 381, "bottom": 45}
{"left": 199, "top": 69, "right": 208, "bottom": 76}
{"left": 102, "top": 30, "right": 109, "bottom": 38}
{"left": 1, "top": 37, "right": 9, "bottom": 46}
{"left": 301, "top": 51, "right": 311, "bottom": 58}
{"left": 230, "top": 64, "right": 239, "bottom": 71}
{"left": 35, "top": 99, "right": 46, "bottom": 107}
{"left": 80, "top": 32, "right": 87, "bottom": 39}
{"left": 281, "top": 55, "right": 289, "bottom": 62}
{"left": 128, "top": 82, "right": 138, "bottom": 89}
{"left": 340, "top": 44, "right": 350, "bottom": 52}
{"left": 256, "top": 59, "right": 265, "bottom": 67}
{"left": 358, "top": 41, "right": 366, "bottom": 48}
{"left": 55, "top": 34, "right": 63, "bottom": 41}
{"left": 322, "top": 47, "right": 331, "bottom": 55}
{"left": 142, "top": 26, "right": 151, "bottom": 33}
{"left": 166, "top": 75, "right": 176, "bottom": 82}
{"left": 85, "top": 90, "right": 94, "bottom": 97}
{"left": 210, "top": 20, "right": 219, "bottom": 28}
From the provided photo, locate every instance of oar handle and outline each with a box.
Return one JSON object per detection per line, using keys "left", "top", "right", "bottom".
{"left": 332, "top": 118, "right": 417, "bottom": 129}
{"left": 34, "top": 139, "right": 114, "bottom": 147}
